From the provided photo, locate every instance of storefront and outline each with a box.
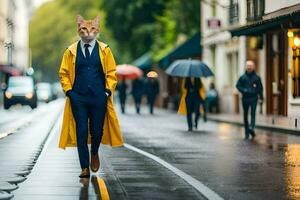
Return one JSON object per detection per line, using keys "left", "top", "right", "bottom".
{"left": 230, "top": 9, "right": 300, "bottom": 116}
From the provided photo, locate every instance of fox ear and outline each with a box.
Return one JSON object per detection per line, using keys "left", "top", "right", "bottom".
{"left": 76, "top": 15, "right": 84, "bottom": 27}
{"left": 93, "top": 15, "right": 100, "bottom": 26}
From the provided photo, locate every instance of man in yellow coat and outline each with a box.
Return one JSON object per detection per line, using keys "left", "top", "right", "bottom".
{"left": 58, "top": 15, "right": 123, "bottom": 178}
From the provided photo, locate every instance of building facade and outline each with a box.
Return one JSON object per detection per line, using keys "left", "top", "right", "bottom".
{"left": 0, "top": 0, "right": 32, "bottom": 72}
{"left": 0, "top": 0, "right": 15, "bottom": 66}
{"left": 202, "top": 0, "right": 300, "bottom": 117}
{"left": 201, "top": 0, "right": 249, "bottom": 114}
{"left": 14, "top": 0, "right": 33, "bottom": 71}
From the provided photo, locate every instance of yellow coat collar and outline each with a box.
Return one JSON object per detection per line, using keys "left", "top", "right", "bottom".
{"left": 67, "top": 40, "right": 108, "bottom": 55}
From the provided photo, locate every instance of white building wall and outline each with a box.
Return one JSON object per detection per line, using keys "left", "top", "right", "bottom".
{"left": 14, "top": 0, "right": 32, "bottom": 70}
{"left": 0, "top": 0, "right": 8, "bottom": 64}
{"left": 201, "top": 0, "right": 248, "bottom": 113}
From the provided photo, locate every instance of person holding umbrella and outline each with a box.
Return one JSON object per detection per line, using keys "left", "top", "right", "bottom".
{"left": 166, "top": 59, "right": 214, "bottom": 131}
{"left": 180, "top": 77, "right": 206, "bottom": 131}
{"left": 116, "top": 64, "right": 143, "bottom": 114}
{"left": 236, "top": 60, "right": 263, "bottom": 139}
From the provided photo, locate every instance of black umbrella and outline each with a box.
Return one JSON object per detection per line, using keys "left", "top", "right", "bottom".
{"left": 166, "top": 59, "right": 214, "bottom": 77}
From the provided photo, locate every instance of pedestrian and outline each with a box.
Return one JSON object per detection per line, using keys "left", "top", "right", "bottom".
{"left": 236, "top": 60, "right": 263, "bottom": 139}
{"left": 117, "top": 79, "right": 128, "bottom": 114}
{"left": 58, "top": 15, "right": 123, "bottom": 178}
{"left": 178, "top": 77, "right": 205, "bottom": 131}
{"left": 206, "top": 82, "right": 219, "bottom": 113}
{"left": 131, "top": 77, "right": 144, "bottom": 114}
{"left": 146, "top": 77, "right": 159, "bottom": 114}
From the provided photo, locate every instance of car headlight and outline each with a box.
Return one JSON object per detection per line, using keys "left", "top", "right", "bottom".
{"left": 5, "top": 91, "right": 13, "bottom": 99}
{"left": 25, "top": 92, "right": 33, "bottom": 99}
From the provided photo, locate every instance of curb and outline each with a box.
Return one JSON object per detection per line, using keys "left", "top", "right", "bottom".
{"left": 207, "top": 117, "right": 300, "bottom": 136}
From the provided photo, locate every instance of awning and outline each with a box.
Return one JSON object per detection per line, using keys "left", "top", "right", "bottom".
{"left": 158, "top": 32, "right": 201, "bottom": 69}
{"left": 131, "top": 52, "right": 152, "bottom": 70}
{"left": 0, "top": 65, "right": 21, "bottom": 76}
{"left": 230, "top": 9, "right": 300, "bottom": 37}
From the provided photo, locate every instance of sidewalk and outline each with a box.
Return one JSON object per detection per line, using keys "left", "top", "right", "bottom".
{"left": 12, "top": 113, "right": 204, "bottom": 200}
{"left": 207, "top": 113, "right": 300, "bottom": 135}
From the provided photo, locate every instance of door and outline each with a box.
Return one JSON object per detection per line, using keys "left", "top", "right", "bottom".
{"left": 266, "top": 30, "right": 288, "bottom": 116}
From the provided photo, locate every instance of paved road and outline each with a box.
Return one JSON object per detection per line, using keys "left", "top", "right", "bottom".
{"left": 11, "top": 106, "right": 204, "bottom": 200}
{"left": 1, "top": 101, "right": 300, "bottom": 199}
{"left": 117, "top": 105, "right": 300, "bottom": 200}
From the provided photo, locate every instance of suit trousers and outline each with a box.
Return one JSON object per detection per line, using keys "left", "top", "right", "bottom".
{"left": 242, "top": 99, "right": 257, "bottom": 135}
{"left": 185, "top": 94, "right": 201, "bottom": 129}
{"left": 69, "top": 90, "right": 107, "bottom": 169}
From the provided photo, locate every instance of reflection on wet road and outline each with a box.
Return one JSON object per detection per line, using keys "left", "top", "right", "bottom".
{"left": 4, "top": 101, "right": 300, "bottom": 199}
{"left": 118, "top": 106, "right": 300, "bottom": 200}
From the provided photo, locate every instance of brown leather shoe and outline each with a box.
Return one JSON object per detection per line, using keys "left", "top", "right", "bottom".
{"left": 90, "top": 153, "right": 100, "bottom": 172}
{"left": 79, "top": 168, "right": 90, "bottom": 178}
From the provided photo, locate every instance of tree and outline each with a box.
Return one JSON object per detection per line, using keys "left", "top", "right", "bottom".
{"left": 29, "top": 0, "right": 112, "bottom": 81}
{"left": 101, "top": 0, "right": 200, "bottom": 63}
{"left": 151, "top": 0, "right": 200, "bottom": 61}
{"left": 101, "top": 0, "right": 165, "bottom": 63}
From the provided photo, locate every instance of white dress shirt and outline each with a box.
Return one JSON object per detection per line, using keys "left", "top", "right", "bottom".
{"left": 80, "top": 39, "right": 96, "bottom": 57}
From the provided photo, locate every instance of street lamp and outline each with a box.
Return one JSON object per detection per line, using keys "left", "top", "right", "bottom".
{"left": 294, "top": 36, "right": 300, "bottom": 47}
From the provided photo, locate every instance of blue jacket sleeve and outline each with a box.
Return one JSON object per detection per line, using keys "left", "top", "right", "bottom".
{"left": 236, "top": 76, "right": 247, "bottom": 94}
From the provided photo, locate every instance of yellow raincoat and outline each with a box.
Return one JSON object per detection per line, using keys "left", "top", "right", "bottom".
{"left": 178, "top": 78, "right": 206, "bottom": 115}
{"left": 58, "top": 40, "right": 124, "bottom": 149}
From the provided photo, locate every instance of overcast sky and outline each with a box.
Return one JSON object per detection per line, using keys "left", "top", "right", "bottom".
{"left": 33, "top": 0, "right": 52, "bottom": 8}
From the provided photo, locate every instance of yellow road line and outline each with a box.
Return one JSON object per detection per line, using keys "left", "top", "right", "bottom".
{"left": 97, "top": 177, "right": 110, "bottom": 200}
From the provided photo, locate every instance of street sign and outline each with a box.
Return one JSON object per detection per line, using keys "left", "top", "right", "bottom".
{"left": 207, "top": 18, "right": 221, "bottom": 29}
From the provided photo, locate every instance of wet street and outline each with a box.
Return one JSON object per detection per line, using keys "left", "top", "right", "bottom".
{"left": 1, "top": 100, "right": 300, "bottom": 199}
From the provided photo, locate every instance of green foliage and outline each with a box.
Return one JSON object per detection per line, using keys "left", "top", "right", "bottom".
{"left": 30, "top": 0, "right": 111, "bottom": 81}
{"left": 30, "top": 0, "right": 200, "bottom": 81}
{"left": 101, "top": 0, "right": 165, "bottom": 63}
{"left": 151, "top": 0, "right": 200, "bottom": 62}
{"left": 101, "top": 0, "right": 200, "bottom": 63}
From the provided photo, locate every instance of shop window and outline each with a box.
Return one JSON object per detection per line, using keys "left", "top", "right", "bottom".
{"left": 247, "top": 0, "right": 265, "bottom": 21}
{"left": 292, "top": 37, "right": 300, "bottom": 98}
{"left": 229, "top": 0, "right": 239, "bottom": 25}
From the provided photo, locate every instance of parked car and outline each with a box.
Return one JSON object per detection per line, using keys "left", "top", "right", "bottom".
{"left": 3, "top": 76, "right": 37, "bottom": 109}
{"left": 36, "top": 82, "right": 53, "bottom": 103}
{"left": 52, "top": 82, "right": 64, "bottom": 99}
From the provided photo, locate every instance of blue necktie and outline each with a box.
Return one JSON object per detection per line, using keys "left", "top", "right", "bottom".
{"left": 84, "top": 44, "right": 90, "bottom": 60}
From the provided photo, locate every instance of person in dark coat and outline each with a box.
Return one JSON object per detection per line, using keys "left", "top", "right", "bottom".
{"left": 117, "top": 79, "right": 128, "bottom": 114}
{"left": 236, "top": 60, "right": 263, "bottom": 139}
{"left": 184, "top": 77, "right": 203, "bottom": 131}
{"left": 206, "top": 82, "right": 219, "bottom": 113}
{"left": 131, "top": 78, "right": 144, "bottom": 114}
{"left": 146, "top": 78, "right": 159, "bottom": 114}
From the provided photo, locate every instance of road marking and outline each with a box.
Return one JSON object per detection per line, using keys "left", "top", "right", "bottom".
{"left": 124, "top": 143, "right": 224, "bottom": 200}
{"left": 97, "top": 177, "right": 110, "bottom": 200}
